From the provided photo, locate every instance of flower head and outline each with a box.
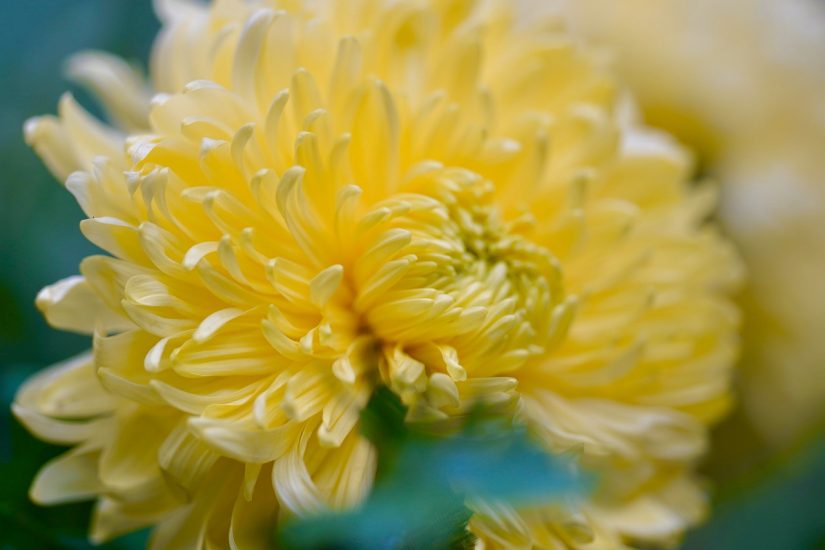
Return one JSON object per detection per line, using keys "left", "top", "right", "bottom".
{"left": 17, "top": 0, "right": 742, "bottom": 547}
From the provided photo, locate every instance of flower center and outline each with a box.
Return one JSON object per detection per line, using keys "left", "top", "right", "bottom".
{"left": 349, "top": 163, "right": 565, "bottom": 409}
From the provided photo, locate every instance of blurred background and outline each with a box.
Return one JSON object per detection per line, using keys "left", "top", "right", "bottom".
{"left": 0, "top": 2, "right": 156, "bottom": 547}
{"left": 1, "top": 1, "right": 824, "bottom": 548}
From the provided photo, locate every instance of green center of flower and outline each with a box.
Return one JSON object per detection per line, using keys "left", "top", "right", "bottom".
{"left": 348, "top": 164, "right": 566, "bottom": 410}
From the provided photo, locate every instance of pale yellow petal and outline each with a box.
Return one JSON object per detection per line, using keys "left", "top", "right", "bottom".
{"left": 36, "top": 275, "right": 133, "bottom": 335}
{"left": 524, "top": 390, "right": 706, "bottom": 462}
{"left": 66, "top": 51, "right": 151, "bottom": 131}
{"left": 229, "top": 464, "right": 279, "bottom": 550}
{"left": 30, "top": 447, "right": 103, "bottom": 505}
{"left": 189, "top": 416, "right": 300, "bottom": 464}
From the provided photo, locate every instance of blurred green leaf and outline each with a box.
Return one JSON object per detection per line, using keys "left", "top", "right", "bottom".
{"left": 279, "top": 388, "right": 586, "bottom": 549}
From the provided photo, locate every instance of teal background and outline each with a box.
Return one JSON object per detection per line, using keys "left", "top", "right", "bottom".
{"left": 0, "top": 2, "right": 157, "bottom": 547}
{"left": 0, "top": 1, "right": 824, "bottom": 548}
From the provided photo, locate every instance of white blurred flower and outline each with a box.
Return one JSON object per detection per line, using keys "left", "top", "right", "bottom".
{"left": 526, "top": 0, "right": 825, "bottom": 447}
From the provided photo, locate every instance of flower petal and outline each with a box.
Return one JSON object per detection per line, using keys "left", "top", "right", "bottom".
{"left": 30, "top": 447, "right": 103, "bottom": 505}
{"left": 36, "top": 275, "right": 133, "bottom": 335}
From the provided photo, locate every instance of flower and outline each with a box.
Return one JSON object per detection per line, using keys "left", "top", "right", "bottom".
{"left": 553, "top": 0, "right": 825, "bottom": 448}
{"left": 15, "top": 0, "right": 742, "bottom": 547}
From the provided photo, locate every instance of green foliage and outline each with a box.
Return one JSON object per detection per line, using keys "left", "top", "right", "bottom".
{"left": 278, "top": 388, "right": 585, "bottom": 550}
{"left": 684, "top": 429, "right": 825, "bottom": 550}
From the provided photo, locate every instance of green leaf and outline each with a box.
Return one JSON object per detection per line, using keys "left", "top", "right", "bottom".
{"left": 278, "top": 388, "right": 587, "bottom": 549}
{"left": 684, "top": 428, "right": 825, "bottom": 550}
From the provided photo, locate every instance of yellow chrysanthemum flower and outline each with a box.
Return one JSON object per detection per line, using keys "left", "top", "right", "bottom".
{"left": 15, "top": 0, "right": 742, "bottom": 547}
{"left": 553, "top": 0, "right": 825, "bottom": 448}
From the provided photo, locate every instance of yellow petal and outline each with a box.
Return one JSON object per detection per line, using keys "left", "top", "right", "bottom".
{"left": 189, "top": 416, "right": 300, "bottom": 464}
{"left": 66, "top": 50, "right": 151, "bottom": 131}
{"left": 99, "top": 409, "right": 171, "bottom": 492}
{"left": 229, "top": 464, "right": 279, "bottom": 550}
{"left": 30, "top": 447, "right": 103, "bottom": 505}
{"left": 36, "top": 275, "right": 133, "bottom": 335}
